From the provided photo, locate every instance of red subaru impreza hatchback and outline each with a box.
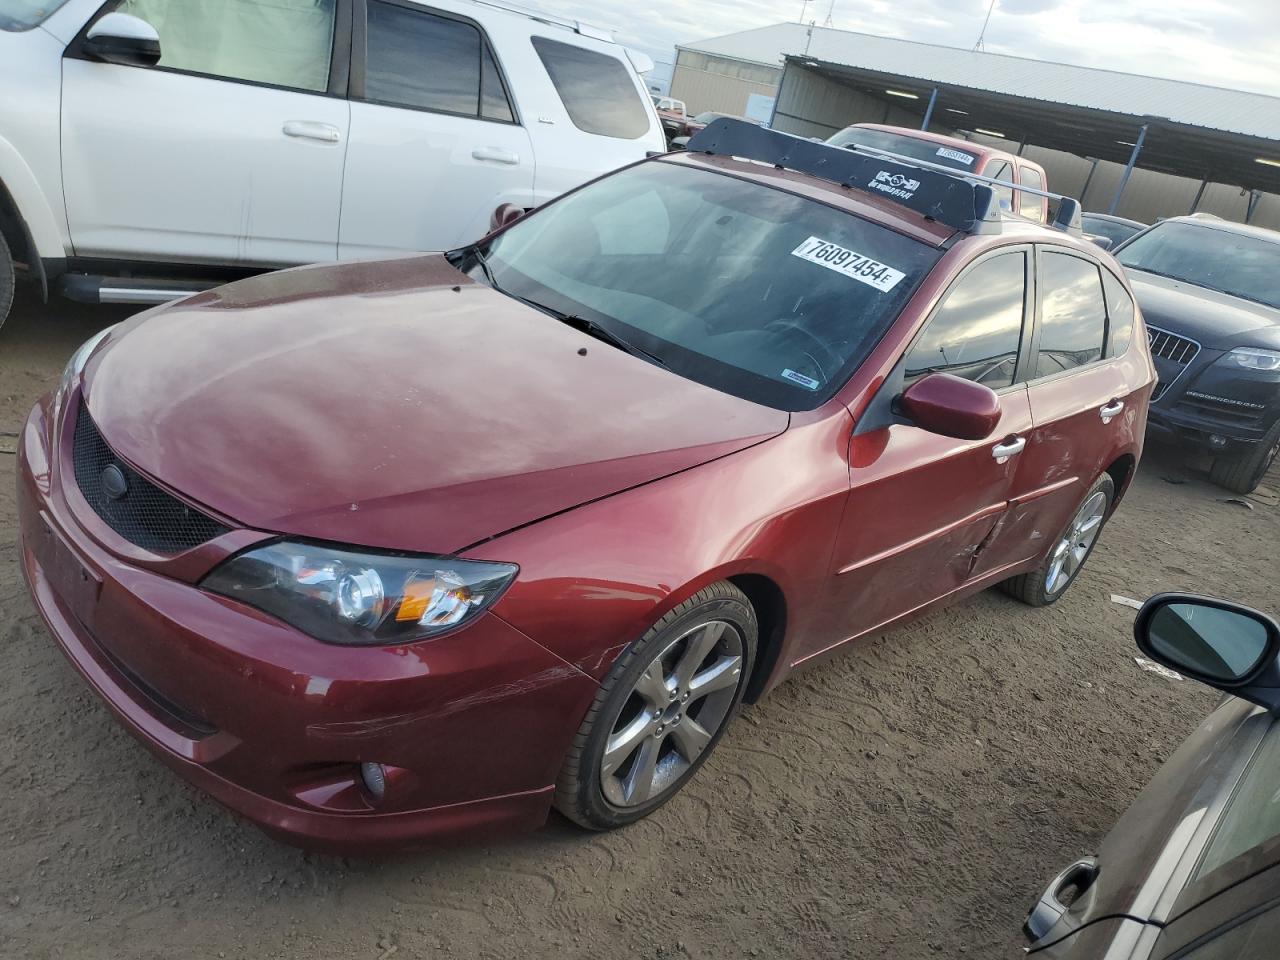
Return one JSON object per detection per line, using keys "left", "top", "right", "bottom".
{"left": 18, "top": 122, "right": 1154, "bottom": 851}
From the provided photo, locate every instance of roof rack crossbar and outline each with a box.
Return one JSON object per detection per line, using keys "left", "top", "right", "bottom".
{"left": 686, "top": 119, "right": 1002, "bottom": 235}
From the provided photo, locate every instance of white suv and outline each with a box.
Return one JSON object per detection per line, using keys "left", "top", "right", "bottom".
{"left": 0, "top": 0, "right": 664, "bottom": 325}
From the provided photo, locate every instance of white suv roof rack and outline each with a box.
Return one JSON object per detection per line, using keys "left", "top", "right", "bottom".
{"left": 462, "top": 0, "right": 614, "bottom": 41}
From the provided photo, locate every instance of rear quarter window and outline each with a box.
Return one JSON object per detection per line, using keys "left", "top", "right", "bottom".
{"left": 531, "top": 36, "right": 649, "bottom": 139}
{"left": 1102, "top": 269, "right": 1135, "bottom": 358}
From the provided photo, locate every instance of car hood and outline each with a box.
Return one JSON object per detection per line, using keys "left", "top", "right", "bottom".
{"left": 1128, "top": 270, "right": 1280, "bottom": 350}
{"left": 82, "top": 256, "right": 788, "bottom": 554}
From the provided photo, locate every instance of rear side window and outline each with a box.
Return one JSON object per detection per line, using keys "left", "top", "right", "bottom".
{"left": 365, "top": 1, "right": 514, "bottom": 122}
{"left": 904, "top": 252, "right": 1027, "bottom": 390}
{"left": 1102, "top": 270, "right": 1135, "bottom": 358}
{"left": 1019, "top": 167, "right": 1045, "bottom": 222}
{"left": 531, "top": 36, "right": 649, "bottom": 139}
{"left": 1035, "top": 253, "right": 1107, "bottom": 378}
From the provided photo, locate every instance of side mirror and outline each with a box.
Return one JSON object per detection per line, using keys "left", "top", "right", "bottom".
{"left": 84, "top": 13, "right": 161, "bottom": 67}
{"left": 669, "top": 136, "right": 690, "bottom": 151}
{"left": 1087, "top": 234, "right": 1114, "bottom": 251}
{"left": 898, "top": 373, "right": 1001, "bottom": 441}
{"left": 488, "top": 203, "right": 525, "bottom": 234}
{"left": 1136, "top": 594, "right": 1280, "bottom": 710}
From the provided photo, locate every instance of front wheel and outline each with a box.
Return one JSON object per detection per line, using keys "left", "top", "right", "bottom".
{"left": 1002, "top": 473, "right": 1115, "bottom": 607}
{"left": 1208, "top": 421, "right": 1280, "bottom": 494}
{"left": 0, "top": 230, "right": 14, "bottom": 336}
{"left": 554, "top": 581, "right": 756, "bottom": 830}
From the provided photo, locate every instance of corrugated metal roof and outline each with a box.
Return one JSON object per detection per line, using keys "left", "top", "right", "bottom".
{"left": 677, "top": 23, "right": 1280, "bottom": 141}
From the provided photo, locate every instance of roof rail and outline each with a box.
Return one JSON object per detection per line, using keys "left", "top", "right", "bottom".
{"left": 462, "top": 0, "right": 614, "bottom": 40}
{"left": 684, "top": 118, "right": 1083, "bottom": 237}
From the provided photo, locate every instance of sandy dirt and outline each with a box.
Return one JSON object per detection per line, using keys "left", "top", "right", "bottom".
{"left": 1, "top": 287, "right": 1277, "bottom": 960}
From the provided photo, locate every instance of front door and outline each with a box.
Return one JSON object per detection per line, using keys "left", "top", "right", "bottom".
{"left": 338, "top": 0, "right": 535, "bottom": 257}
{"left": 815, "top": 249, "right": 1036, "bottom": 657}
{"left": 61, "top": 0, "right": 350, "bottom": 266}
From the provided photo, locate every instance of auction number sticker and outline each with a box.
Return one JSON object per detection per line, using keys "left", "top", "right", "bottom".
{"left": 937, "top": 146, "right": 975, "bottom": 166}
{"left": 790, "top": 236, "right": 905, "bottom": 292}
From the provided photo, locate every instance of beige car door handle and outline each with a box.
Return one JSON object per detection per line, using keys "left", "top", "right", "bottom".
{"left": 992, "top": 436, "right": 1026, "bottom": 462}
{"left": 1100, "top": 399, "right": 1125, "bottom": 423}
{"left": 283, "top": 120, "right": 341, "bottom": 143}
{"left": 472, "top": 146, "right": 521, "bottom": 165}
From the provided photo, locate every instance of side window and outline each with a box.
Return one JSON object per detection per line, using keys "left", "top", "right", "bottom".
{"left": 1034, "top": 253, "right": 1107, "bottom": 378}
{"left": 1102, "top": 270, "right": 1135, "bottom": 358}
{"left": 115, "top": 0, "right": 336, "bottom": 92}
{"left": 1019, "top": 167, "right": 1045, "bottom": 222}
{"left": 1159, "top": 902, "right": 1280, "bottom": 959}
{"left": 365, "top": 1, "right": 514, "bottom": 122}
{"left": 903, "top": 252, "right": 1027, "bottom": 390}
{"left": 531, "top": 37, "right": 650, "bottom": 139}
{"left": 985, "top": 161, "right": 1015, "bottom": 211}
{"left": 1193, "top": 728, "right": 1280, "bottom": 883}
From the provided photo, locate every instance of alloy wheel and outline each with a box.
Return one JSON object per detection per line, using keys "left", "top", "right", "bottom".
{"left": 1044, "top": 490, "right": 1108, "bottom": 596}
{"left": 599, "top": 619, "right": 744, "bottom": 808}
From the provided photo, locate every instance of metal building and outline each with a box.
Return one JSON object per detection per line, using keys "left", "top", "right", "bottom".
{"left": 670, "top": 22, "right": 1280, "bottom": 228}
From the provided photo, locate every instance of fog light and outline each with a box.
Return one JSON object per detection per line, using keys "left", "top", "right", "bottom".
{"left": 1209, "top": 434, "right": 1228, "bottom": 450}
{"left": 360, "top": 762, "right": 386, "bottom": 801}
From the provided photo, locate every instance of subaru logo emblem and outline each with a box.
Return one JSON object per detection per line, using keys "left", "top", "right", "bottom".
{"left": 101, "top": 464, "right": 128, "bottom": 501}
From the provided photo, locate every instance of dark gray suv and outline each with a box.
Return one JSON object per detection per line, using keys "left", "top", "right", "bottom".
{"left": 1026, "top": 594, "right": 1280, "bottom": 957}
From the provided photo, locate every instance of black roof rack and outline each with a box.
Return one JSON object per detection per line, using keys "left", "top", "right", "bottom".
{"left": 684, "top": 118, "right": 1082, "bottom": 238}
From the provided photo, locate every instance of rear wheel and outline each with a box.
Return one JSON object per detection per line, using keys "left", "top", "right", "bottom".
{"left": 1209, "top": 422, "right": 1280, "bottom": 495}
{"left": 0, "top": 230, "right": 14, "bottom": 336}
{"left": 554, "top": 581, "right": 756, "bottom": 830}
{"left": 1002, "top": 473, "right": 1115, "bottom": 607}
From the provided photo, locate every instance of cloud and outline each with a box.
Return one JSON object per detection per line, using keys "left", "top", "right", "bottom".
{"left": 524, "top": 0, "right": 1280, "bottom": 96}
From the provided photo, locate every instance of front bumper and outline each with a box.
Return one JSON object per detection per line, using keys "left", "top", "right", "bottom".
{"left": 17, "top": 394, "right": 599, "bottom": 852}
{"left": 1148, "top": 354, "right": 1280, "bottom": 453}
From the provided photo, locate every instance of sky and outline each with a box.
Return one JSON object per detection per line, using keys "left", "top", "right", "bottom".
{"left": 523, "top": 0, "right": 1280, "bottom": 97}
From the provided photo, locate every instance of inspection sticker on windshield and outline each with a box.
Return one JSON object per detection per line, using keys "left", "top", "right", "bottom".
{"left": 781, "top": 369, "right": 820, "bottom": 390}
{"left": 790, "top": 237, "right": 905, "bottom": 292}
{"left": 937, "top": 147, "right": 975, "bottom": 166}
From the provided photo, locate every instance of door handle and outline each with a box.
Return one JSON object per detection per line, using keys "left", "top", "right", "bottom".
{"left": 282, "top": 120, "right": 341, "bottom": 143}
{"left": 472, "top": 146, "right": 521, "bottom": 165}
{"left": 1099, "top": 399, "right": 1125, "bottom": 423}
{"left": 992, "top": 436, "right": 1026, "bottom": 462}
{"left": 1024, "top": 858, "right": 1098, "bottom": 944}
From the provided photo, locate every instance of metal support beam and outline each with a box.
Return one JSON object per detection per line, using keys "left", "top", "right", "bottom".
{"left": 1189, "top": 178, "right": 1209, "bottom": 214}
{"left": 1247, "top": 189, "right": 1263, "bottom": 224}
{"left": 1079, "top": 157, "right": 1101, "bottom": 211}
{"left": 1108, "top": 124, "right": 1148, "bottom": 216}
{"left": 920, "top": 87, "right": 938, "bottom": 132}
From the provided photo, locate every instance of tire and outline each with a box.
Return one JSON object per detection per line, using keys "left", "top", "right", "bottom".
{"left": 554, "top": 581, "right": 757, "bottom": 831}
{"left": 0, "top": 230, "right": 14, "bottom": 336}
{"left": 1209, "top": 421, "right": 1280, "bottom": 495}
{"left": 1002, "top": 473, "right": 1115, "bottom": 607}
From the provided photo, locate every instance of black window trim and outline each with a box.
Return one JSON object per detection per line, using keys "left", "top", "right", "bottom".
{"left": 1100, "top": 263, "right": 1138, "bottom": 359}
{"left": 899, "top": 243, "right": 1037, "bottom": 396}
{"left": 64, "top": 0, "right": 355, "bottom": 99}
{"left": 1024, "top": 245, "right": 1112, "bottom": 386}
{"left": 350, "top": 0, "right": 521, "bottom": 126}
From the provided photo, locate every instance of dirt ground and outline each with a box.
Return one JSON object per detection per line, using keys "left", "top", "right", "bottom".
{"left": 1, "top": 286, "right": 1276, "bottom": 960}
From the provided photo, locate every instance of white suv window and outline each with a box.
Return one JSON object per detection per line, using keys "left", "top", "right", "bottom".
{"left": 531, "top": 36, "right": 649, "bottom": 139}
{"left": 365, "top": 1, "right": 514, "bottom": 122}
{"left": 116, "top": 0, "right": 335, "bottom": 93}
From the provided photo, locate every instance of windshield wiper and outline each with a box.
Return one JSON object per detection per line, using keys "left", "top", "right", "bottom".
{"left": 469, "top": 246, "right": 668, "bottom": 369}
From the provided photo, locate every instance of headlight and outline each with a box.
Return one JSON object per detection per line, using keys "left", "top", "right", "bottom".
{"left": 59, "top": 326, "right": 117, "bottom": 398}
{"left": 1219, "top": 347, "right": 1280, "bottom": 372}
{"left": 202, "top": 541, "right": 518, "bottom": 645}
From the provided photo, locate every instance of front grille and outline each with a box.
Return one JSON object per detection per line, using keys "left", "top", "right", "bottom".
{"left": 1174, "top": 392, "right": 1267, "bottom": 428}
{"left": 72, "top": 405, "right": 229, "bottom": 554}
{"left": 1148, "top": 325, "right": 1201, "bottom": 402}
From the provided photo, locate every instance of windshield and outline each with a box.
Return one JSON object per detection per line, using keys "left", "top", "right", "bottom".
{"left": 478, "top": 161, "right": 942, "bottom": 410}
{"left": 827, "top": 128, "right": 981, "bottom": 171}
{"left": 0, "top": 0, "right": 70, "bottom": 29}
{"left": 1117, "top": 221, "right": 1280, "bottom": 309}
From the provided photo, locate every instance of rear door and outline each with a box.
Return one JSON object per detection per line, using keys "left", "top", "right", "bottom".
{"left": 821, "top": 248, "right": 1035, "bottom": 648}
{"left": 1003, "top": 248, "right": 1136, "bottom": 557}
{"left": 339, "top": 0, "right": 535, "bottom": 257}
{"left": 61, "top": 0, "right": 351, "bottom": 265}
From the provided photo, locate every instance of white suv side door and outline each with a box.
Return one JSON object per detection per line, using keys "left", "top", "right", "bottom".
{"left": 60, "top": 0, "right": 350, "bottom": 266}
{"left": 338, "top": 0, "right": 534, "bottom": 257}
